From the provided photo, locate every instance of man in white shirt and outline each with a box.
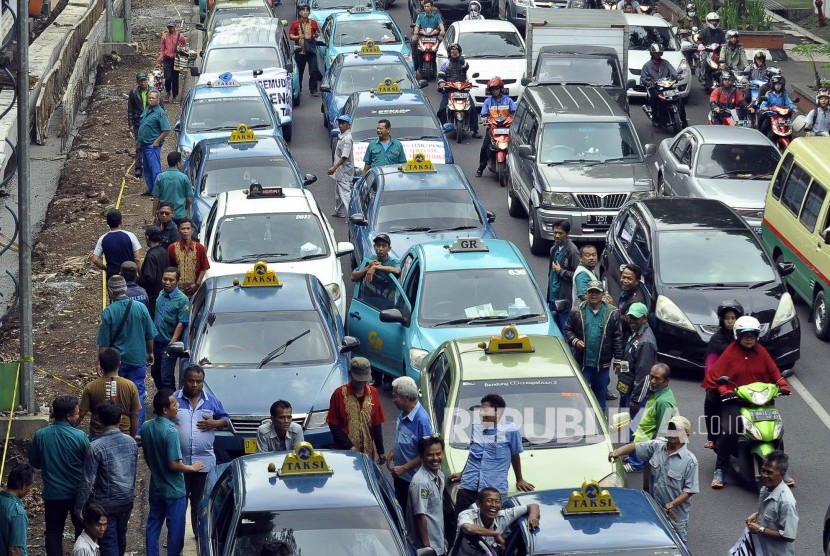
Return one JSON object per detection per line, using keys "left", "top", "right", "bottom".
{"left": 453, "top": 488, "right": 540, "bottom": 555}
{"left": 72, "top": 504, "right": 107, "bottom": 556}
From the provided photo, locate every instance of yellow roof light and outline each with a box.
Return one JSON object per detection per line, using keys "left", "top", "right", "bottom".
{"left": 480, "top": 325, "right": 534, "bottom": 354}
{"left": 401, "top": 152, "right": 436, "bottom": 173}
{"left": 374, "top": 76, "right": 401, "bottom": 94}
{"left": 562, "top": 480, "right": 620, "bottom": 516}
{"left": 277, "top": 442, "right": 333, "bottom": 476}
{"left": 229, "top": 123, "right": 258, "bottom": 144}
{"left": 240, "top": 261, "right": 282, "bottom": 288}
{"left": 357, "top": 39, "right": 383, "bottom": 56}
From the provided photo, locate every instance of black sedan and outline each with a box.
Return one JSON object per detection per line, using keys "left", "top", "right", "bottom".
{"left": 599, "top": 198, "right": 801, "bottom": 372}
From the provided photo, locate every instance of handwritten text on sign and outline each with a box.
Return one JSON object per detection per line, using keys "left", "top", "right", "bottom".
{"left": 352, "top": 140, "right": 446, "bottom": 165}
{"left": 199, "top": 67, "right": 293, "bottom": 123}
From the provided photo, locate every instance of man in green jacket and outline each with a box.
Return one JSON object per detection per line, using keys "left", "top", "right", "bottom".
{"left": 632, "top": 363, "right": 678, "bottom": 489}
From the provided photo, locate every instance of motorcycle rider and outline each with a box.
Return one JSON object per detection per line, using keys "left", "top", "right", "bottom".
{"left": 722, "top": 30, "right": 747, "bottom": 71}
{"left": 437, "top": 43, "right": 480, "bottom": 137}
{"left": 475, "top": 77, "right": 516, "bottom": 178}
{"left": 804, "top": 89, "right": 830, "bottom": 136}
{"left": 463, "top": 0, "right": 485, "bottom": 20}
{"left": 677, "top": 2, "right": 699, "bottom": 30}
{"left": 757, "top": 75, "right": 797, "bottom": 138}
{"left": 701, "top": 316, "right": 792, "bottom": 489}
{"left": 743, "top": 50, "right": 768, "bottom": 81}
{"left": 641, "top": 43, "right": 688, "bottom": 128}
{"left": 702, "top": 300, "right": 744, "bottom": 451}
{"left": 616, "top": 0, "right": 640, "bottom": 9}
{"left": 411, "top": 0, "right": 445, "bottom": 74}
{"left": 698, "top": 12, "right": 726, "bottom": 46}
{"left": 709, "top": 71, "right": 747, "bottom": 124}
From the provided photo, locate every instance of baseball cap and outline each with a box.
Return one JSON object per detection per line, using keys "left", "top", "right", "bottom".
{"left": 373, "top": 234, "right": 391, "bottom": 245}
{"left": 120, "top": 261, "right": 138, "bottom": 272}
{"left": 349, "top": 357, "right": 372, "bottom": 381}
{"left": 627, "top": 302, "right": 648, "bottom": 319}
{"left": 136, "top": 71, "right": 148, "bottom": 81}
{"left": 166, "top": 18, "right": 177, "bottom": 27}
{"left": 107, "top": 275, "right": 127, "bottom": 296}
{"left": 585, "top": 280, "right": 605, "bottom": 293}
{"left": 668, "top": 415, "right": 692, "bottom": 435}
{"left": 336, "top": 114, "right": 352, "bottom": 124}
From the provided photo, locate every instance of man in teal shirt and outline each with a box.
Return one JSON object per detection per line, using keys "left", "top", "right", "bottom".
{"left": 0, "top": 464, "right": 34, "bottom": 556}
{"left": 28, "top": 396, "right": 89, "bottom": 556}
{"left": 152, "top": 267, "right": 190, "bottom": 390}
{"left": 142, "top": 389, "right": 203, "bottom": 556}
{"left": 137, "top": 90, "right": 171, "bottom": 196}
{"left": 362, "top": 119, "right": 408, "bottom": 174}
{"left": 151, "top": 151, "right": 193, "bottom": 223}
{"left": 412, "top": 0, "right": 444, "bottom": 71}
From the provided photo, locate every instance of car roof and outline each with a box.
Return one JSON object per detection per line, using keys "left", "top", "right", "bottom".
{"left": 200, "top": 135, "right": 288, "bottom": 160}
{"left": 452, "top": 19, "right": 521, "bottom": 33}
{"left": 523, "top": 85, "right": 627, "bottom": 120}
{"left": 218, "top": 188, "right": 318, "bottom": 216}
{"left": 685, "top": 125, "right": 776, "bottom": 145}
{"left": 207, "top": 17, "right": 283, "bottom": 46}
{"left": 213, "top": 0, "right": 270, "bottom": 9}
{"left": 351, "top": 89, "right": 426, "bottom": 109}
{"left": 335, "top": 51, "right": 408, "bottom": 66}
{"left": 785, "top": 137, "right": 830, "bottom": 178}
{"left": 636, "top": 198, "right": 748, "bottom": 231}
{"left": 236, "top": 450, "right": 385, "bottom": 511}
{"left": 331, "top": 9, "right": 394, "bottom": 21}
{"left": 624, "top": 12, "right": 671, "bottom": 26}
{"left": 413, "top": 239, "right": 525, "bottom": 272}
{"left": 203, "top": 271, "right": 317, "bottom": 312}
{"left": 452, "top": 335, "right": 577, "bottom": 380}
{"left": 374, "top": 164, "right": 468, "bottom": 190}
{"left": 191, "top": 82, "right": 265, "bottom": 99}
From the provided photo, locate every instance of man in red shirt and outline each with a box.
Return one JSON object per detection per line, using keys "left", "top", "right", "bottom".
{"left": 288, "top": 5, "right": 321, "bottom": 97}
{"left": 326, "top": 358, "right": 387, "bottom": 461}
{"left": 157, "top": 20, "right": 187, "bottom": 103}
{"left": 166, "top": 219, "right": 209, "bottom": 296}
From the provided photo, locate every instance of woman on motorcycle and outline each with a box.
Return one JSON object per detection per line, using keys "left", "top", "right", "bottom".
{"left": 721, "top": 30, "right": 747, "bottom": 71}
{"left": 463, "top": 0, "right": 485, "bottom": 20}
{"left": 709, "top": 71, "right": 746, "bottom": 124}
{"left": 701, "top": 316, "right": 791, "bottom": 489}
{"left": 702, "top": 301, "right": 744, "bottom": 450}
{"left": 804, "top": 89, "right": 830, "bottom": 136}
{"left": 744, "top": 50, "right": 768, "bottom": 81}
{"left": 437, "top": 44, "right": 480, "bottom": 137}
{"left": 757, "top": 75, "right": 797, "bottom": 137}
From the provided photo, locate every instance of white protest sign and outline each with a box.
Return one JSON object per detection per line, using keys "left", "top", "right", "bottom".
{"left": 352, "top": 140, "right": 446, "bottom": 166}
{"left": 728, "top": 528, "right": 765, "bottom": 556}
{"left": 199, "top": 67, "right": 293, "bottom": 124}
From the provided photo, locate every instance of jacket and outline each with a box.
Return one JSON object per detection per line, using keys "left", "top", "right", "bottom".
{"left": 743, "top": 62, "right": 767, "bottom": 81}
{"left": 710, "top": 86, "right": 745, "bottom": 110}
{"left": 127, "top": 85, "right": 157, "bottom": 128}
{"left": 640, "top": 58, "right": 678, "bottom": 88}
{"left": 75, "top": 428, "right": 138, "bottom": 514}
{"left": 438, "top": 56, "right": 469, "bottom": 83}
{"left": 721, "top": 43, "right": 747, "bottom": 70}
{"left": 698, "top": 27, "right": 726, "bottom": 46}
{"left": 760, "top": 89, "right": 797, "bottom": 111}
{"left": 700, "top": 341, "right": 790, "bottom": 397}
{"left": 623, "top": 324, "right": 658, "bottom": 403}
{"left": 564, "top": 301, "right": 624, "bottom": 368}
{"left": 547, "top": 239, "right": 580, "bottom": 309}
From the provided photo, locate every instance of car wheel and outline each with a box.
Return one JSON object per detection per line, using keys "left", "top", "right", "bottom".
{"left": 528, "top": 207, "right": 551, "bottom": 256}
{"left": 507, "top": 177, "right": 526, "bottom": 218}
{"left": 814, "top": 290, "right": 830, "bottom": 340}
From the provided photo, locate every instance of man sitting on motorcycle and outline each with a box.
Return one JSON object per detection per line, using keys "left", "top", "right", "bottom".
{"left": 701, "top": 316, "right": 792, "bottom": 489}
{"left": 709, "top": 71, "right": 746, "bottom": 124}
{"left": 677, "top": 2, "right": 699, "bottom": 30}
{"left": 641, "top": 43, "right": 688, "bottom": 128}
{"left": 476, "top": 77, "right": 516, "bottom": 177}
{"left": 698, "top": 12, "right": 726, "bottom": 46}
{"left": 757, "top": 75, "right": 797, "bottom": 138}
{"left": 804, "top": 89, "right": 830, "bottom": 136}
{"left": 411, "top": 0, "right": 444, "bottom": 74}
{"left": 722, "top": 30, "right": 747, "bottom": 71}
{"left": 463, "top": 0, "right": 485, "bottom": 20}
{"left": 744, "top": 50, "right": 768, "bottom": 81}
{"left": 437, "top": 44, "right": 480, "bottom": 137}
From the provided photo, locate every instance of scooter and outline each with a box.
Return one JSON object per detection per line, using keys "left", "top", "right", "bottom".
{"left": 708, "top": 105, "right": 750, "bottom": 127}
{"left": 764, "top": 105, "right": 797, "bottom": 150}
{"left": 414, "top": 27, "right": 440, "bottom": 81}
{"left": 642, "top": 77, "right": 685, "bottom": 134}
{"left": 484, "top": 114, "right": 512, "bottom": 187}
{"left": 696, "top": 43, "right": 722, "bottom": 92}
{"left": 441, "top": 80, "right": 473, "bottom": 143}
{"left": 738, "top": 75, "right": 768, "bottom": 127}
{"left": 715, "top": 369, "right": 792, "bottom": 491}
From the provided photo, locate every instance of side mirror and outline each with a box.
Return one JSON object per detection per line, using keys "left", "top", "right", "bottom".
{"left": 286, "top": 63, "right": 294, "bottom": 73}
{"left": 174, "top": 122, "right": 181, "bottom": 133}
{"left": 335, "top": 241, "right": 354, "bottom": 256}
{"left": 520, "top": 76, "right": 532, "bottom": 86}
{"left": 643, "top": 143, "right": 656, "bottom": 157}
{"left": 486, "top": 210, "right": 496, "bottom": 223}
{"left": 777, "top": 261, "right": 795, "bottom": 276}
{"left": 199, "top": 50, "right": 204, "bottom": 57}
{"left": 339, "top": 335, "right": 360, "bottom": 353}
{"left": 190, "top": 67, "right": 201, "bottom": 77}
{"left": 319, "top": 83, "right": 331, "bottom": 92}
{"left": 418, "top": 79, "right": 429, "bottom": 89}
{"left": 675, "top": 163, "right": 691, "bottom": 175}
{"left": 316, "top": 39, "right": 327, "bottom": 46}
{"left": 553, "top": 298, "right": 568, "bottom": 314}
{"left": 349, "top": 213, "right": 368, "bottom": 226}
{"left": 715, "top": 376, "right": 731, "bottom": 385}
{"left": 195, "top": 23, "right": 205, "bottom": 31}
{"left": 303, "top": 173, "right": 317, "bottom": 186}
{"left": 517, "top": 144, "right": 535, "bottom": 160}
{"left": 442, "top": 123, "right": 454, "bottom": 134}
{"left": 167, "top": 342, "right": 189, "bottom": 357}
{"left": 824, "top": 229, "right": 830, "bottom": 244}
{"left": 626, "top": 78, "right": 636, "bottom": 89}
{"left": 329, "top": 128, "right": 341, "bottom": 138}
{"left": 380, "top": 308, "right": 409, "bottom": 326}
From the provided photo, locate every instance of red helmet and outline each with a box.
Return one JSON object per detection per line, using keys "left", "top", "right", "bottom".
{"left": 487, "top": 77, "right": 505, "bottom": 90}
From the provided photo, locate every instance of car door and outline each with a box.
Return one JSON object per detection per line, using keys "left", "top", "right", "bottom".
{"left": 318, "top": 17, "right": 334, "bottom": 72}
{"left": 351, "top": 172, "right": 377, "bottom": 263}
{"left": 663, "top": 132, "right": 693, "bottom": 197}
{"left": 603, "top": 208, "right": 637, "bottom": 297}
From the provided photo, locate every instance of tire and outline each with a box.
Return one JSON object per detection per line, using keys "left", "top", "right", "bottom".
{"left": 507, "top": 176, "right": 526, "bottom": 218}
{"left": 455, "top": 117, "right": 465, "bottom": 143}
{"left": 497, "top": 161, "right": 507, "bottom": 187}
{"left": 282, "top": 124, "right": 292, "bottom": 142}
{"left": 814, "top": 290, "right": 830, "bottom": 340}
{"left": 528, "top": 207, "right": 551, "bottom": 256}
{"left": 670, "top": 108, "right": 682, "bottom": 135}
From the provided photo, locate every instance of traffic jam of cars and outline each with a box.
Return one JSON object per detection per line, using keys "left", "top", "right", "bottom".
{"left": 155, "top": 0, "right": 830, "bottom": 552}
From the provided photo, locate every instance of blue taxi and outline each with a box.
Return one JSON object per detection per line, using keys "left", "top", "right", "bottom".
{"left": 335, "top": 86, "right": 454, "bottom": 167}
{"left": 174, "top": 79, "right": 280, "bottom": 162}
{"left": 348, "top": 159, "right": 496, "bottom": 266}
{"left": 173, "top": 265, "right": 358, "bottom": 458}
{"left": 197, "top": 445, "right": 438, "bottom": 555}
{"left": 316, "top": 9, "right": 412, "bottom": 73}
{"left": 500, "top": 483, "right": 690, "bottom": 555}
{"left": 345, "top": 238, "right": 557, "bottom": 379}
{"left": 310, "top": 0, "right": 377, "bottom": 27}
{"left": 321, "top": 49, "right": 425, "bottom": 130}
{"left": 185, "top": 134, "right": 315, "bottom": 234}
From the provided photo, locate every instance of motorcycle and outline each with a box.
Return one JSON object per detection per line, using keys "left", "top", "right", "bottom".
{"left": 715, "top": 369, "right": 792, "bottom": 490}
{"left": 707, "top": 105, "right": 750, "bottom": 127}
{"left": 695, "top": 42, "right": 723, "bottom": 92}
{"left": 642, "top": 77, "right": 685, "bottom": 134}
{"left": 484, "top": 114, "right": 512, "bottom": 187}
{"left": 738, "top": 74, "right": 768, "bottom": 127}
{"left": 764, "top": 105, "right": 797, "bottom": 150}
{"left": 441, "top": 80, "right": 473, "bottom": 143}
{"left": 414, "top": 27, "right": 441, "bottom": 81}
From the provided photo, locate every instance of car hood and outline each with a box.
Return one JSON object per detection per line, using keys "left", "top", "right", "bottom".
{"left": 694, "top": 177, "right": 767, "bottom": 210}
{"left": 466, "top": 57, "right": 525, "bottom": 81}
{"left": 412, "top": 320, "right": 558, "bottom": 355}
{"left": 205, "top": 256, "right": 342, "bottom": 286}
{"left": 384, "top": 227, "right": 496, "bottom": 259}
{"left": 659, "top": 282, "right": 785, "bottom": 327}
{"left": 541, "top": 163, "right": 651, "bottom": 192}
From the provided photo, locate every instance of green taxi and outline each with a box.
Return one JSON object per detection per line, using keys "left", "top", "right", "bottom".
{"left": 418, "top": 327, "right": 626, "bottom": 498}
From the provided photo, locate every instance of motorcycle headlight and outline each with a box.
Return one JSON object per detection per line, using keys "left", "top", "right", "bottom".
{"left": 773, "top": 419, "right": 783, "bottom": 440}
{"left": 749, "top": 388, "right": 773, "bottom": 406}
{"left": 409, "top": 348, "right": 429, "bottom": 371}
{"left": 541, "top": 191, "right": 576, "bottom": 207}
{"left": 325, "top": 282, "right": 342, "bottom": 301}
{"left": 599, "top": 471, "right": 626, "bottom": 487}
{"left": 741, "top": 416, "right": 763, "bottom": 440}
{"left": 771, "top": 292, "right": 796, "bottom": 330}
{"left": 306, "top": 410, "right": 328, "bottom": 429}
{"left": 655, "top": 295, "right": 695, "bottom": 331}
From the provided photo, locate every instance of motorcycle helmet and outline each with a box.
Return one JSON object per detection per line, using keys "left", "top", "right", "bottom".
{"left": 720, "top": 71, "right": 735, "bottom": 84}
{"left": 448, "top": 43, "right": 462, "bottom": 55}
{"left": 733, "top": 315, "right": 761, "bottom": 339}
{"left": 726, "top": 29, "right": 739, "bottom": 40}
{"left": 685, "top": 2, "right": 696, "bottom": 16}
{"left": 817, "top": 88, "right": 830, "bottom": 103}
{"left": 487, "top": 76, "right": 505, "bottom": 93}
{"left": 717, "top": 300, "right": 744, "bottom": 327}
{"left": 770, "top": 74, "right": 786, "bottom": 88}
{"left": 753, "top": 50, "right": 766, "bottom": 63}
{"left": 649, "top": 43, "right": 664, "bottom": 56}
{"left": 706, "top": 11, "right": 720, "bottom": 28}
{"left": 765, "top": 67, "right": 782, "bottom": 79}
{"left": 469, "top": 0, "right": 481, "bottom": 13}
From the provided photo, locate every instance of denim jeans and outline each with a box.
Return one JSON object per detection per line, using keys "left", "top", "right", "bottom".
{"left": 141, "top": 144, "right": 162, "bottom": 194}
{"left": 119, "top": 362, "right": 146, "bottom": 432}
{"left": 582, "top": 366, "right": 611, "bottom": 413}
{"left": 146, "top": 495, "right": 186, "bottom": 556}
{"left": 44, "top": 498, "right": 83, "bottom": 555}
{"left": 98, "top": 506, "right": 132, "bottom": 556}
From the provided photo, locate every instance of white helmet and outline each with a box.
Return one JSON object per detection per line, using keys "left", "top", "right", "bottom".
{"left": 734, "top": 315, "right": 761, "bottom": 339}
{"left": 706, "top": 11, "right": 720, "bottom": 28}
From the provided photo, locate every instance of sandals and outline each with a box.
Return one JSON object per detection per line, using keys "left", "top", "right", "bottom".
{"left": 704, "top": 440, "right": 715, "bottom": 449}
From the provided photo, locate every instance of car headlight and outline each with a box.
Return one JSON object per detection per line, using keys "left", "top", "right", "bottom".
{"left": 306, "top": 410, "right": 328, "bottom": 429}
{"left": 770, "top": 292, "right": 795, "bottom": 330}
{"left": 599, "top": 471, "right": 626, "bottom": 487}
{"left": 325, "top": 282, "right": 342, "bottom": 301}
{"left": 740, "top": 416, "right": 763, "bottom": 441}
{"left": 179, "top": 145, "right": 193, "bottom": 159}
{"left": 630, "top": 189, "right": 655, "bottom": 201}
{"left": 541, "top": 191, "right": 576, "bottom": 207}
{"left": 655, "top": 295, "right": 695, "bottom": 331}
{"left": 409, "top": 348, "right": 429, "bottom": 371}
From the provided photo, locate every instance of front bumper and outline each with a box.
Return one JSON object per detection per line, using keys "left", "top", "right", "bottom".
{"left": 537, "top": 206, "right": 618, "bottom": 241}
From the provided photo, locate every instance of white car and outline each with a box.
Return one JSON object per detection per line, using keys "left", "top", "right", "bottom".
{"left": 201, "top": 188, "right": 354, "bottom": 318}
{"left": 623, "top": 14, "right": 691, "bottom": 99}
{"left": 436, "top": 19, "right": 526, "bottom": 103}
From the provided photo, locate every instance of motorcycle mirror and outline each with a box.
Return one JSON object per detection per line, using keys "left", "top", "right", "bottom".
{"left": 715, "top": 376, "right": 731, "bottom": 385}
{"left": 521, "top": 77, "right": 532, "bottom": 86}
{"left": 781, "top": 368, "right": 795, "bottom": 379}
{"left": 471, "top": 72, "right": 480, "bottom": 78}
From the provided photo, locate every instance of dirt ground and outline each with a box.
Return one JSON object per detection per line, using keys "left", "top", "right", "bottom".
{"left": 0, "top": 0, "right": 197, "bottom": 552}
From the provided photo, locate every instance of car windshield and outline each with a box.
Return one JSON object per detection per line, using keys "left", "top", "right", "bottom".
{"left": 657, "top": 230, "right": 776, "bottom": 285}
{"left": 352, "top": 106, "right": 440, "bottom": 140}
{"left": 334, "top": 64, "right": 414, "bottom": 95}
{"left": 186, "top": 97, "right": 273, "bottom": 133}
{"left": 457, "top": 31, "right": 525, "bottom": 58}
{"left": 213, "top": 213, "right": 330, "bottom": 262}
{"left": 536, "top": 57, "right": 622, "bottom": 87}
{"left": 628, "top": 25, "right": 679, "bottom": 51}
{"left": 194, "top": 310, "right": 332, "bottom": 366}
{"left": 376, "top": 189, "right": 482, "bottom": 232}
{"left": 202, "top": 157, "right": 299, "bottom": 196}
{"left": 203, "top": 47, "right": 281, "bottom": 73}
{"left": 312, "top": 0, "right": 368, "bottom": 7}
{"left": 334, "top": 20, "right": 402, "bottom": 46}
{"left": 540, "top": 122, "right": 641, "bottom": 164}
{"left": 695, "top": 144, "right": 780, "bottom": 178}
{"left": 448, "top": 377, "right": 605, "bottom": 449}
{"left": 231, "top": 508, "right": 403, "bottom": 555}
{"left": 419, "top": 268, "right": 547, "bottom": 326}
{"left": 211, "top": 8, "right": 272, "bottom": 30}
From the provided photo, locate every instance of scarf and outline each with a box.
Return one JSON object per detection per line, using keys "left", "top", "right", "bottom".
{"left": 342, "top": 386, "right": 374, "bottom": 457}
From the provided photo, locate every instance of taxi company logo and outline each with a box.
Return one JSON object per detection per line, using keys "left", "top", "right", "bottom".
{"left": 563, "top": 480, "right": 619, "bottom": 516}
{"left": 218, "top": 71, "right": 233, "bottom": 82}
{"left": 278, "top": 441, "right": 333, "bottom": 476}
{"left": 368, "top": 331, "right": 384, "bottom": 352}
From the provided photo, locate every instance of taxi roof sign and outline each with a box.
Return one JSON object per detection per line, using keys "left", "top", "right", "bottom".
{"left": 240, "top": 261, "right": 282, "bottom": 288}
{"left": 229, "top": 123, "right": 258, "bottom": 144}
{"left": 245, "top": 184, "right": 284, "bottom": 199}
{"left": 402, "top": 152, "right": 436, "bottom": 173}
{"left": 481, "top": 325, "right": 534, "bottom": 354}
{"left": 209, "top": 71, "right": 240, "bottom": 87}
{"left": 349, "top": 5, "right": 373, "bottom": 13}
{"left": 447, "top": 238, "right": 488, "bottom": 253}
{"left": 374, "top": 77, "right": 401, "bottom": 95}
{"left": 357, "top": 39, "right": 383, "bottom": 56}
{"left": 562, "top": 480, "right": 620, "bottom": 516}
{"left": 277, "top": 441, "right": 334, "bottom": 477}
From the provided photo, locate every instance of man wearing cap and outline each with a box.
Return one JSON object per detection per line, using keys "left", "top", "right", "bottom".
{"left": 127, "top": 72, "right": 156, "bottom": 178}
{"left": 157, "top": 20, "right": 186, "bottom": 103}
{"left": 121, "top": 261, "right": 151, "bottom": 312}
{"left": 327, "top": 115, "right": 354, "bottom": 218}
{"left": 326, "top": 358, "right": 387, "bottom": 461}
{"left": 564, "top": 279, "right": 624, "bottom": 412}
{"left": 136, "top": 90, "right": 170, "bottom": 196}
{"left": 609, "top": 415, "right": 698, "bottom": 543}
{"left": 362, "top": 119, "right": 408, "bottom": 175}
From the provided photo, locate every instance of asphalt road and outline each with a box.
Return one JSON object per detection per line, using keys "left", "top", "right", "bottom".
{"left": 252, "top": 3, "right": 830, "bottom": 552}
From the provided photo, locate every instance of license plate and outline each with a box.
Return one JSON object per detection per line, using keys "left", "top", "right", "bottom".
{"left": 422, "top": 37, "right": 438, "bottom": 43}
{"left": 451, "top": 92, "right": 468, "bottom": 99}
{"left": 244, "top": 438, "right": 257, "bottom": 454}
{"left": 586, "top": 214, "right": 612, "bottom": 227}
{"left": 664, "top": 90, "right": 678, "bottom": 98}
{"left": 751, "top": 410, "right": 780, "bottom": 421}
{"left": 493, "top": 128, "right": 509, "bottom": 136}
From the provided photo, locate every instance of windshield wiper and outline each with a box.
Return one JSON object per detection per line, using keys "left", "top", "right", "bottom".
{"left": 398, "top": 135, "right": 442, "bottom": 140}
{"left": 247, "top": 123, "right": 272, "bottom": 129}
{"left": 258, "top": 329, "right": 311, "bottom": 368}
{"left": 547, "top": 159, "right": 601, "bottom": 166}
{"left": 222, "top": 253, "right": 289, "bottom": 263}
{"left": 602, "top": 156, "right": 639, "bottom": 163}
{"left": 673, "top": 282, "right": 745, "bottom": 289}
{"left": 389, "top": 226, "right": 431, "bottom": 232}
{"left": 749, "top": 279, "right": 776, "bottom": 289}
{"left": 426, "top": 225, "right": 480, "bottom": 232}
{"left": 299, "top": 252, "right": 327, "bottom": 260}
{"left": 709, "top": 170, "right": 759, "bottom": 179}
{"left": 750, "top": 173, "right": 774, "bottom": 180}
{"left": 433, "top": 313, "right": 543, "bottom": 327}
{"left": 196, "top": 126, "right": 236, "bottom": 133}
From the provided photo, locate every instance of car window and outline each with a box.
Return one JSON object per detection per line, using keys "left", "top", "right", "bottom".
{"left": 204, "top": 202, "right": 219, "bottom": 250}
{"left": 202, "top": 157, "right": 298, "bottom": 196}
{"left": 334, "top": 19, "right": 402, "bottom": 46}
{"left": 322, "top": 18, "right": 332, "bottom": 41}
{"left": 404, "top": 262, "right": 420, "bottom": 307}
{"left": 799, "top": 180, "right": 827, "bottom": 232}
{"left": 694, "top": 144, "right": 780, "bottom": 178}
{"left": 629, "top": 224, "right": 650, "bottom": 271}
{"left": 781, "top": 163, "right": 811, "bottom": 216}
{"left": 444, "top": 27, "right": 454, "bottom": 44}
{"left": 399, "top": 254, "right": 415, "bottom": 283}
{"left": 189, "top": 147, "right": 203, "bottom": 184}
{"left": 457, "top": 31, "right": 525, "bottom": 58}
{"left": 210, "top": 471, "right": 235, "bottom": 555}
{"left": 186, "top": 97, "right": 273, "bottom": 133}
{"left": 359, "top": 173, "right": 377, "bottom": 215}
{"left": 771, "top": 152, "right": 793, "bottom": 199}
{"left": 540, "top": 122, "right": 640, "bottom": 163}
{"left": 628, "top": 24, "right": 679, "bottom": 51}
{"left": 617, "top": 213, "right": 636, "bottom": 251}
{"left": 213, "top": 213, "right": 330, "bottom": 263}
{"left": 670, "top": 134, "right": 692, "bottom": 165}
{"left": 315, "top": 279, "right": 340, "bottom": 338}
{"left": 334, "top": 63, "right": 415, "bottom": 95}
{"left": 375, "top": 189, "right": 483, "bottom": 232}
{"left": 428, "top": 351, "right": 449, "bottom": 396}
{"left": 355, "top": 272, "right": 406, "bottom": 312}
{"left": 512, "top": 102, "right": 526, "bottom": 137}
{"left": 536, "top": 57, "right": 621, "bottom": 87}
{"left": 203, "top": 47, "right": 282, "bottom": 73}
{"left": 431, "top": 356, "right": 451, "bottom": 431}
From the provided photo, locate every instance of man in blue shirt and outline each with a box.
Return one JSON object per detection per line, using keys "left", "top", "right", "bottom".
{"left": 136, "top": 90, "right": 171, "bottom": 195}
{"left": 91, "top": 209, "right": 142, "bottom": 279}
{"left": 151, "top": 151, "right": 193, "bottom": 224}
{"left": 152, "top": 267, "right": 190, "bottom": 390}
{"left": 412, "top": 0, "right": 444, "bottom": 72}
{"left": 387, "top": 376, "right": 433, "bottom": 514}
{"left": 476, "top": 77, "right": 516, "bottom": 177}
{"left": 174, "top": 364, "right": 229, "bottom": 536}
{"left": 449, "top": 394, "right": 535, "bottom": 518}
{"left": 0, "top": 464, "right": 34, "bottom": 556}
{"left": 28, "top": 396, "right": 90, "bottom": 556}
{"left": 362, "top": 119, "right": 408, "bottom": 174}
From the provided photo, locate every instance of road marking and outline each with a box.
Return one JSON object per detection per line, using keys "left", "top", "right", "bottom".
{"left": 789, "top": 375, "right": 830, "bottom": 431}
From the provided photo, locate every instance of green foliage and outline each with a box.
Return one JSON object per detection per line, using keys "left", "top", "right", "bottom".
{"left": 693, "top": 0, "right": 774, "bottom": 30}
{"left": 790, "top": 43, "right": 830, "bottom": 88}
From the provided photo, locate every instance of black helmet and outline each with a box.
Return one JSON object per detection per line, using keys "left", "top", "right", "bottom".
{"left": 753, "top": 49, "right": 766, "bottom": 62}
{"left": 649, "top": 43, "right": 664, "bottom": 56}
{"left": 770, "top": 74, "right": 786, "bottom": 87}
{"left": 765, "top": 67, "right": 782, "bottom": 79}
{"left": 717, "top": 300, "right": 744, "bottom": 321}
{"left": 448, "top": 43, "right": 462, "bottom": 55}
